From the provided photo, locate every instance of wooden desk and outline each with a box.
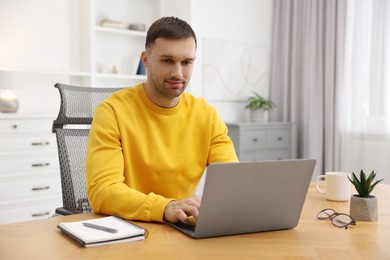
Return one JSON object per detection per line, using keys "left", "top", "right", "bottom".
{"left": 1, "top": 183, "right": 389, "bottom": 259}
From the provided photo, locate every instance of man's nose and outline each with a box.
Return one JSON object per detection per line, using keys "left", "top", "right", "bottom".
{"left": 170, "top": 64, "right": 183, "bottom": 78}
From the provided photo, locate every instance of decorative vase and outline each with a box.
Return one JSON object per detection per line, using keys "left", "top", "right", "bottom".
{"left": 250, "top": 109, "right": 266, "bottom": 122}
{"left": 0, "top": 90, "right": 19, "bottom": 113}
{"left": 349, "top": 195, "right": 378, "bottom": 221}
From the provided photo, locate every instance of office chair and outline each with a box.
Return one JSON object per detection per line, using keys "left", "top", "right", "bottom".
{"left": 52, "top": 83, "right": 123, "bottom": 215}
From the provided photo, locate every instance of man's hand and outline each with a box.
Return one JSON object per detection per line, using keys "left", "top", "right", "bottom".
{"left": 164, "top": 196, "right": 201, "bottom": 224}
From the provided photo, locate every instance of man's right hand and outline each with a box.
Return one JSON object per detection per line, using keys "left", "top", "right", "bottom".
{"left": 163, "top": 195, "right": 201, "bottom": 224}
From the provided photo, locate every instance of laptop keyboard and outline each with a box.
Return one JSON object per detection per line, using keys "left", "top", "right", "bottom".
{"left": 167, "top": 220, "right": 198, "bottom": 237}
{"left": 173, "top": 221, "right": 196, "bottom": 232}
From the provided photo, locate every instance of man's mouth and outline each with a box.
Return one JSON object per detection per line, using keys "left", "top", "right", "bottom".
{"left": 166, "top": 79, "right": 184, "bottom": 88}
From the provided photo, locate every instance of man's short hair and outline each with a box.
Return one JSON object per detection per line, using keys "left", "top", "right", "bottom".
{"left": 145, "top": 17, "right": 197, "bottom": 50}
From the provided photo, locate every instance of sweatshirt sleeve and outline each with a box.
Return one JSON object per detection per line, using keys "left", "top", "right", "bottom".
{"left": 208, "top": 107, "right": 239, "bottom": 164}
{"left": 86, "top": 102, "right": 172, "bottom": 222}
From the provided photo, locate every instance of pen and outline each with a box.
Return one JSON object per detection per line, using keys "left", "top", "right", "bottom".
{"left": 82, "top": 222, "right": 118, "bottom": 233}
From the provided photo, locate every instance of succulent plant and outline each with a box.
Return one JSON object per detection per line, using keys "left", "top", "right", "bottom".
{"left": 348, "top": 170, "right": 384, "bottom": 198}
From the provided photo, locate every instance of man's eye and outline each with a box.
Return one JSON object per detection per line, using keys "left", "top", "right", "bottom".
{"left": 162, "top": 59, "right": 174, "bottom": 64}
{"left": 182, "top": 60, "right": 193, "bottom": 66}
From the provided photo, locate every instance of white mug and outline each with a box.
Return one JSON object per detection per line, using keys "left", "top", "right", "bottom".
{"left": 316, "top": 172, "right": 351, "bottom": 201}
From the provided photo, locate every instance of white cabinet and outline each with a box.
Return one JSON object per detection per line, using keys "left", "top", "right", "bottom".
{"left": 0, "top": 115, "right": 61, "bottom": 224}
{"left": 227, "top": 122, "right": 297, "bottom": 162}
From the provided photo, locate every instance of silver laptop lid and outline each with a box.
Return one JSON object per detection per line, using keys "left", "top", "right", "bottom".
{"left": 193, "top": 159, "right": 316, "bottom": 238}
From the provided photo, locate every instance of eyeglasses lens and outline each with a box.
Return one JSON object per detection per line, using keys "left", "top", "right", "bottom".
{"left": 317, "top": 209, "right": 336, "bottom": 220}
{"left": 332, "top": 214, "right": 353, "bottom": 227}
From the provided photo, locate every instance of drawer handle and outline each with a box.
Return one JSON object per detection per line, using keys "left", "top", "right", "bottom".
{"left": 253, "top": 138, "right": 258, "bottom": 142}
{"left": 31, "top": 163, "right": 50, "bottom": 167}
{"left": 278, "top": 137, "right": 283, "bottom": 141}
{"left": 31, "top": 142, "right": 50, "bottom": 146}
{"left": 32, "top": 186, "right": 50, "bottom": 191}
{"left": 12, "top": 124, "right": 18, "bottom": 129}
{"left": 32, "top": 212, "right": 50, "bottom": 218}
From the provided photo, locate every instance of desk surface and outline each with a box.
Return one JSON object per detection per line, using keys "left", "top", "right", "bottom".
{"left": 1, "top": 183, "right": 390, "bottom": 259}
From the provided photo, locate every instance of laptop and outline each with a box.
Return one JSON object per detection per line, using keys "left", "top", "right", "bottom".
{"left": 167, "top": 159, "right": 316, "bottom": 238}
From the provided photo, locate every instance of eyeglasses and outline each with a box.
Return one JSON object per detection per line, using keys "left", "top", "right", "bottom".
{"left": 316, "top": 208, "right": 356, "bottom": 229}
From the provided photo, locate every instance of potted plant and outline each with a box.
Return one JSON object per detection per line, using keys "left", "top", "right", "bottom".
{"left": 245, "top": 92, "right": 276, "bottom": 122}
{"left": 348, "top": 170, "right": 384, "bottom": 221}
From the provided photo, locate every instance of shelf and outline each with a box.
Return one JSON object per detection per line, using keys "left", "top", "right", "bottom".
{"left": 0, "top": 112, "right": 57, "bottom": 119}
{"left": 95, "top": 26, "right": 147, "bottom": 37}
{"left": 0, "top": 67, "right": 91, "bottom": 77}
{"left": 95, "top": 73, "right": 146, "bottom": 80}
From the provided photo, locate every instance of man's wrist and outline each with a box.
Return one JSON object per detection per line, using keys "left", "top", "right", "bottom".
{"left": 162, "top": 199, "right": 176, "bottom": 222}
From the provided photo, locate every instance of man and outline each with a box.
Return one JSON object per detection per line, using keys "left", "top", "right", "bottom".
{"left": 86, "top": 17, "right": 238, "bottom": 225}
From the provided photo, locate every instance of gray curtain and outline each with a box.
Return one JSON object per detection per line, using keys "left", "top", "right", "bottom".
{"left": 269, "top": 0, "right": 347, "bottom": 178}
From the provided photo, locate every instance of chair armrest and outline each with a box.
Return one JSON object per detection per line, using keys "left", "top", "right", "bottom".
{"left": 55, "top": 207, "right": 77, "bottom": 216}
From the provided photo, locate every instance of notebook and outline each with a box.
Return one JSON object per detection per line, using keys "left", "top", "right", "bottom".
{"left": 168, "top": 159, "right": 316, "bottom": 238}
{"left": 57, "top": 216, "right": 146, "bottom": 247}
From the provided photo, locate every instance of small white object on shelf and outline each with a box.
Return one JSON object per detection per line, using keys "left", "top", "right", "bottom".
{"left": 100, "top": 19, "right": 125, "bottom": 29}
{"left": 99, "top": 64, "right": 110, "bottom": 74}
{"left": 128, "top": 23, "right": 146, "bottom": 31}
{"left": 111, "top": 66, "right": 118, "bottom": 74}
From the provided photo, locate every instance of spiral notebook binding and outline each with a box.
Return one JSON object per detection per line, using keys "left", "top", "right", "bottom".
{"left": 112, "top": 216, "right": 149, "bottom": 237}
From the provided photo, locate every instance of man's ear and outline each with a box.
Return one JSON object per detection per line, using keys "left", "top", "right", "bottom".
{"left": 141, "top": 51, "right": 148, "bottom": 68}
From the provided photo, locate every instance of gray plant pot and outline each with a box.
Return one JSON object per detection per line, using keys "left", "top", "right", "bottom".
{"left": 349, "top": 195, "right": 378, "bottom": 221}
{"left": 250, "top": 109, "right": 266, "bottom": 122}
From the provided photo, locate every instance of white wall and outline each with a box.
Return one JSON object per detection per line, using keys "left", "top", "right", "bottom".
{"left": 0, "top": 0, "right": 81, "bottom": 114}
{"left": 189, "top": 0, "right": 273, "bottom": 123}
{"left": 0, "top": 0, "right": 74, "bottom": 70}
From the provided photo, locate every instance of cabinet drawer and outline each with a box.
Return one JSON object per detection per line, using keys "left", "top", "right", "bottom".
{"left": 0, "top": 197, "right": 61, "bottom": 224}
{"left": 0, "top": 119, "right": 52, "bottom": 134}
{"left": 241, "top": 150, "right": 291, "bottom": 162}
{"left": 267, "top": 129, "right": 290, "bottom": 148}
{"left": 227, "top": 122, "right": 296, "bottom": 161}
{"left": 0, "top": 175, "right": 61, "bottom": 201}
{"left": 242, "top": 129, "right": 267, "bottom": 150}
{"left": 0, "top": 155, "right": 59, "bottom": 174}
{"left": 0, "top": 134, "right": 57, "bottom": 153}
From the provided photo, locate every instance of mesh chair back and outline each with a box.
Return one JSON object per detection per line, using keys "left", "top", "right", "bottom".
{"left": 53, "top": 83, "right": 123, "bottom": 214}
{"left": 53, "top": 83, "right": 123, "bottom": 128}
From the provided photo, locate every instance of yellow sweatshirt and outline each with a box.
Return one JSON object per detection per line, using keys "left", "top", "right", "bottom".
{"left": 86, "top": 84, "right": 238, "bottom": 222}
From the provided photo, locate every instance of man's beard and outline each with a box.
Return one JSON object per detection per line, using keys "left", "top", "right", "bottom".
{"left": 151, "top": 74, "right": 187, "bottom": 98}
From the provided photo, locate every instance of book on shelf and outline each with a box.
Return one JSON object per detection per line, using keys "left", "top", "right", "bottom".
{"left": 100, "top": 19, "right": 125, "bottom": 29}
{"left": 131, "top": 56, "right": 146, "bottom": 76}
{"left": 132, "top": 56, "right": 142, "bottom": 75}
{"left": 136, "top": 58, "right": 146, "bottom": 75}
{"left": 57, "top": 216, "right": 146, "bottom": 247}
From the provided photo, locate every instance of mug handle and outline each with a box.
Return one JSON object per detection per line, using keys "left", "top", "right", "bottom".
{"left": 316, "top": 175, "right": 326, "bottom": 194}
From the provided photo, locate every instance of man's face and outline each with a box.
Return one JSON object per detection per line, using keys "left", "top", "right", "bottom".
{"left": 142, "top": 37, "right": 196, "bottom": 107}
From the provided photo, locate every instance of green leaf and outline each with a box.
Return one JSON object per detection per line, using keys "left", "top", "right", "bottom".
{"left": 368, "top": 178, "right": 384, "bottom": 195}
{"left": 351, "top": 171, "right": 361, "bottom": 186}
{"left": 360, "top": 169, "right": 366, "bottom": 184}
{"left": 350, "top": 170, "right": 385, "bottom": 197}
{"left": 244, "top": 92, "right": 276, "bottom": 111}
